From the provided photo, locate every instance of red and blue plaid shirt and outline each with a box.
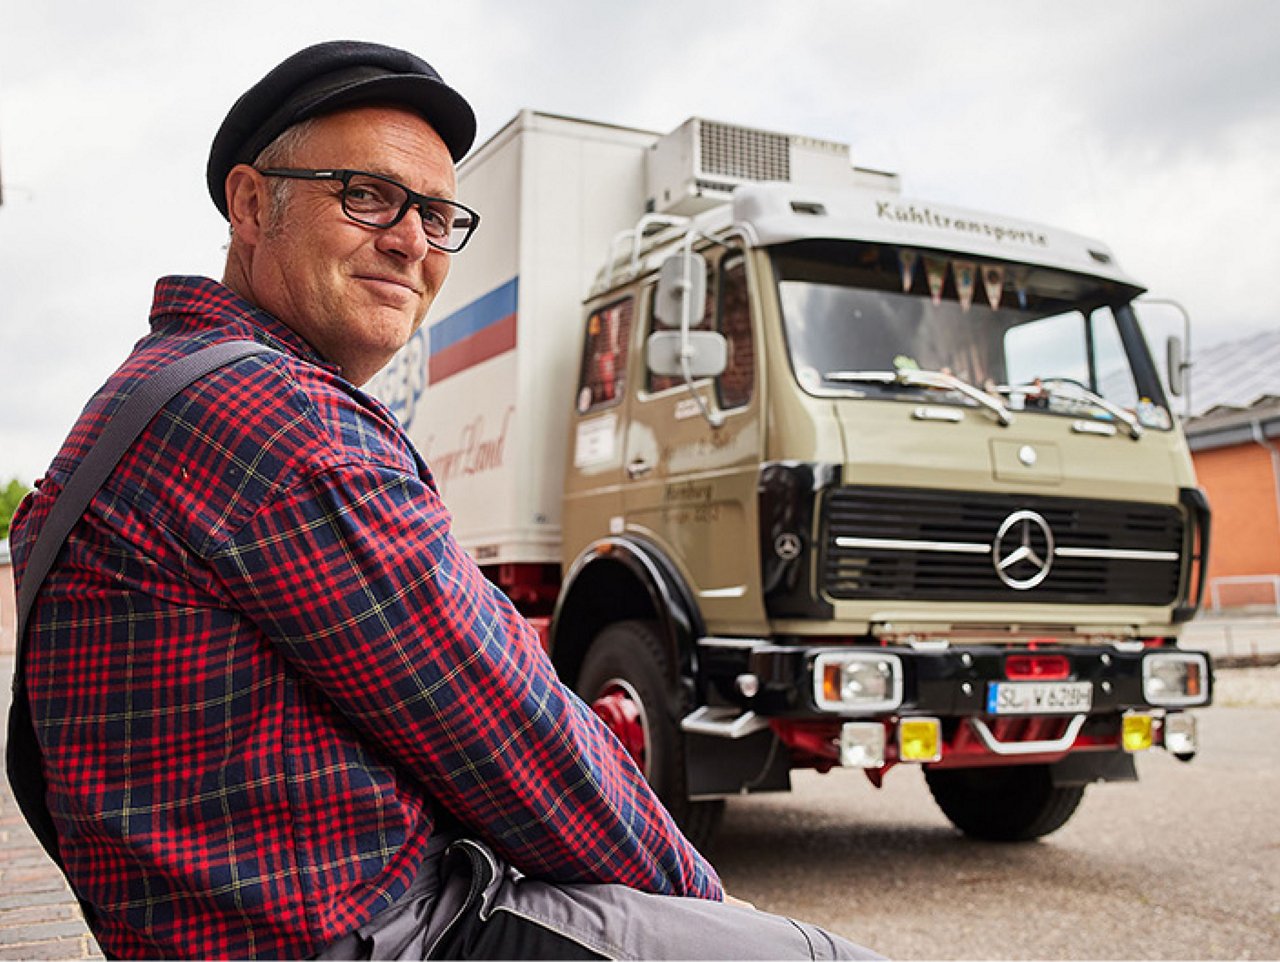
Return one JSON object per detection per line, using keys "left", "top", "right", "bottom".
{"left": 11, "top": 275, "right": 722, "bottom": 959}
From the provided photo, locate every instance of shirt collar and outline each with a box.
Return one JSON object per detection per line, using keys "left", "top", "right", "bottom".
{"left": 149, "top": 275, "right": 341, "bottom": 375}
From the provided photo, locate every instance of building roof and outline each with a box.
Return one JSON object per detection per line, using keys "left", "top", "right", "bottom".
{"left": 1187, "top": 328, "right": 1280, "bottom": 418}
{"left": 1185, "top": 329, "right": 1280, "bottom": 450}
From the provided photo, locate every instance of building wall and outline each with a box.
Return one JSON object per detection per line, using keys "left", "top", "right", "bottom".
{"left": 1191, "top": 441, "right": 1280, "bottom": 607}
{"left": 1, "top": 558, "right": 15, "bottom": 655}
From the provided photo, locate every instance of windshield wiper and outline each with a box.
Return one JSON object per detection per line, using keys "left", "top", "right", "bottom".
{"left": 825, "top": 369, "right": 1014, "bottom": 426}
{"left": 996, "top": 378, "right": 1143, "bottom": 440}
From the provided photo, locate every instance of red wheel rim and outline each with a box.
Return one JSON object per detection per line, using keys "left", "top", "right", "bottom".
{"left": 590, "top": 681, "right": 648, "bottom": 771}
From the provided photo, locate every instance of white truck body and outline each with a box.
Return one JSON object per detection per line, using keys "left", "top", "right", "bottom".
{"left": 372, "top": 112, "right": 659, "bottom": 564}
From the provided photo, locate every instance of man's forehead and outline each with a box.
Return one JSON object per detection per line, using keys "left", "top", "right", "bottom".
{"left": 293, "top": 107, "right": 457, "bottom": 189}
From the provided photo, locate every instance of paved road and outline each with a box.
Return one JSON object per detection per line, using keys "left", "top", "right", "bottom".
{"left": 709, "top": 666, "right": 1280, "bottom": 960}
{"left": 2, "top": 658, "right": 1277, "bottom": 960}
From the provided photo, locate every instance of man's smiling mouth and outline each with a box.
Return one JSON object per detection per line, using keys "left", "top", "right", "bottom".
{"left": 356, "top": 274, "right": 422, "bottom": 297}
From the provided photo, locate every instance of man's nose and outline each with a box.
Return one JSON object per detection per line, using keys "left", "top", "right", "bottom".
{"left": 375, "top": 208, "right": 432, "bottom": 262}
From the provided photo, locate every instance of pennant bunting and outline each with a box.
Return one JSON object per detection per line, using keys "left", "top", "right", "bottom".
{"left": 923, "top": 256, "right": 948, "bottom": 306}
{"left": 1011, "top": 267, "right": 1030, "bottom": 309}
{"left": 898, "top": 249, "right": 918, "bottom": 292}
{"left": 982, "top": 264, "right": 1004, "bottom": 310}
{"left": 953, "top": 260, "right": 976, "bottom": 312}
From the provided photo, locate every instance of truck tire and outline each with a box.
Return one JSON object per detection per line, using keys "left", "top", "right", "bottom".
{"left": 924, "top": 764, "right": 1085, "bottom": 842}
{"left": 576, "top": 619, "right": 724, "bottom": 851}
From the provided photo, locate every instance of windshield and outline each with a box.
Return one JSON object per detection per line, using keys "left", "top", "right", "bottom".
{"left": 772, "top": 239, "right": 1172, "bottom": 431}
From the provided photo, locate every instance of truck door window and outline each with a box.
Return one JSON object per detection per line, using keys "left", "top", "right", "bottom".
{"left": 647, "top": 267, "right": 713, "bottom": 396}
{"left": 577, "top": 297, "right": 634, "bottom": 411}
{"left": 717, "top": 256, "right": 755, "bottom": 410}
{"left": 645, "top": 254, "right": 754, "bottom": 411}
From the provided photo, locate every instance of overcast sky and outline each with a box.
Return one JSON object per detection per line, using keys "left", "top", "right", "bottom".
{"left": 2, "top": 0, "right": 1278, "bottom": 484}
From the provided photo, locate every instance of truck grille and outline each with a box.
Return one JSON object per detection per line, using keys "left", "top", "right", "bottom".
{"left": 822, "top": 487, "right": 1184, "bottom": 605}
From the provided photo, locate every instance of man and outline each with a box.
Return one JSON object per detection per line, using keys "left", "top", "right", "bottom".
{"left": 9, "top": 41, "right": 877, "bottom": 960}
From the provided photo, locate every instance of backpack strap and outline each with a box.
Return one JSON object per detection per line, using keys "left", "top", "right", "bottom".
{"left": 6, "top": 339, "right": 275, "bottom": 881}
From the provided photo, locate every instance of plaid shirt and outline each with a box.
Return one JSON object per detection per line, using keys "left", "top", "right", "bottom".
{"left": 11, "top": 275, "right": 722, "bottom": 959}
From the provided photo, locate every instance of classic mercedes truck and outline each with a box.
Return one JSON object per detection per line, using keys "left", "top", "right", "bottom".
{"left": 369, "top": 111, "right": 1213, "bottom": 847}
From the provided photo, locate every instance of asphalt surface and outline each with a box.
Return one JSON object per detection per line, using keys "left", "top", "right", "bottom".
{"left": 709, "top": 665, "right": 1280, "bottom": 960}
{"left": 1, "top": 657, "right": 1278, "bottom": 960}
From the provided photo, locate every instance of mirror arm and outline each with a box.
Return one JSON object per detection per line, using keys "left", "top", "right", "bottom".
{"left": 629, "top": 214, "right": 687, "bottom": 276}
{"left": 678, "top": 231, "right": 724, "bottom": 427}
{"left": 680, "top": 356, "right": 725, "bottom": 429}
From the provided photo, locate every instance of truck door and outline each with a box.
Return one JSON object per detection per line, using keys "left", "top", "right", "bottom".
{"left": 622, "top": 252, "right": 767, "bottom": 631}
{"left": 563, "top": 294, "right": 635, "bottom": 565}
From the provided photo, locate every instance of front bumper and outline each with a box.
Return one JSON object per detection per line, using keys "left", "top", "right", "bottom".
{"left": 703, "top": 641, "right": 1213, "bottom": 717}
{"left": 690, "top": 639, "right": 1211, "bottom": 774}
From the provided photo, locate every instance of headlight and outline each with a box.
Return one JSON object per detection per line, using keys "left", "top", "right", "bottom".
{"left": 814, "top": 652, "right": 903, "bottom": 712}
{"left": 1142, "top": 652, "right": 1210, "bottom": 707}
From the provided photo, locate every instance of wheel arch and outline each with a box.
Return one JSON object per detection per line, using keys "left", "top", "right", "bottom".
{"left": 550, "top": 536, "right": 703, "bottom": 692}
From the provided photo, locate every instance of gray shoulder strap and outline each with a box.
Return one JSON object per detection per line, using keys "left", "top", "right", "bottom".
{"left": 12, "top": 339, "right": 274, "bottom": 666}
{"left": 6, "top": 337, "right": 275, "bottom": 896}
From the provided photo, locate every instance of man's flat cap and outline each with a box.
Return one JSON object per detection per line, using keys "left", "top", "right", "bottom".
{"left": 207, "top": 40, "right": 476, "bottom": 218}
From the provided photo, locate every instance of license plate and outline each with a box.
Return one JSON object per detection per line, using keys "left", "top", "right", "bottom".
{"left": 986, "top": 681, "right": 1093, "bottom": 715}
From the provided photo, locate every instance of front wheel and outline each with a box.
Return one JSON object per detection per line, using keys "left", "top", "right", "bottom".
{"left": 576, "top": 620, "right": 724, "bottom": 850}
{"left": 924, "top": 764, "right": 1085, "bottom": 842}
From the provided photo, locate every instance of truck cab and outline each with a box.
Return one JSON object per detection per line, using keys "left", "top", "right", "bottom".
{"left": 553, "top": 139, "right": 1210, "bottom": 848}
{"left": 370, "top": 112, "right": 1212, "bottom": 848}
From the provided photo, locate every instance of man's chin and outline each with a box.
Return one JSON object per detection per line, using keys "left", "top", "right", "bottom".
{"left": 364, "top": 301, "right": 427, "bottom": 339}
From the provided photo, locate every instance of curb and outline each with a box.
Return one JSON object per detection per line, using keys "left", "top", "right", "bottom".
{"left": 1213, "top": 653, "right": 1280, "bottom": 670}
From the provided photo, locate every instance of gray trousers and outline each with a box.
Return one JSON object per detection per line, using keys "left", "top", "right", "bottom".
{"left": 315, "top": 838, "right": 881, "bottom": 960}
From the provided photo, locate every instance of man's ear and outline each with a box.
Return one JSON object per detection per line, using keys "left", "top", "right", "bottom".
{"left": 224, "top": 164, "right": 269, "bottom": 244}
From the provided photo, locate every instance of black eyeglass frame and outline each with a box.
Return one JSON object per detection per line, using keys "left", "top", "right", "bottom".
{"left": 258, "top": 167, "right": 480, "bottom": 253}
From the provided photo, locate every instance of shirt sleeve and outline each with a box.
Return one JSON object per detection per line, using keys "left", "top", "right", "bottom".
{"left": 208, "top": 456, "right": 723, "bottom": 901}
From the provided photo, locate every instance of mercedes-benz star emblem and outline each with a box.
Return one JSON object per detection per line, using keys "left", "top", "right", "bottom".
{"left": 992, "top": 510, "right": 1054, "bottom": 590}
{"left": 774, "top": 532, "right": 803, "bottom": 561}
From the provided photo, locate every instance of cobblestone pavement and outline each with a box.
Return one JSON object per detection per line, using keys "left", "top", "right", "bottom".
{"left": 0, "top": 656, "right": 102, "bottom": 961}
{"left": 1, "top": 652, "right": 1278, "bottom": 960}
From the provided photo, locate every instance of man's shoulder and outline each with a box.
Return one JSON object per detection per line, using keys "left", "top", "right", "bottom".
{"left": 170, "top": 340, "right": 419, "bottom": 486}
{"left": 80, "top": 331, "right": 418, "bottom": 553}
{"left": 238, "top": 348, "right": 418, "bottom": 475}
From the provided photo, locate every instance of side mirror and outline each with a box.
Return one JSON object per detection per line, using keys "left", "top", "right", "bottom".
{"left": 654, "top": 252, "right": 708, "bottom": 330}
{"left": 1166, "top": 335, "right": 1185, "bottom": 397}
{"left": 646, "top": 330, "right": 728, "bottom": 380}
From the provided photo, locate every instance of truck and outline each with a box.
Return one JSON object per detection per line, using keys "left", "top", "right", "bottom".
{"left": 368, "top": 111, "right": 1213, "bottom": 848}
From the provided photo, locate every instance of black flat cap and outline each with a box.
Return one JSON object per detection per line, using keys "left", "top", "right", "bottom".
{"left": 207, "top": 40, "right": 476, "bottom": 218}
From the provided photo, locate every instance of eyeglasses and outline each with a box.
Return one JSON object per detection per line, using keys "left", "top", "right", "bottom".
{"left": 258, "top": 168, "right": 480, "bottom": 253}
